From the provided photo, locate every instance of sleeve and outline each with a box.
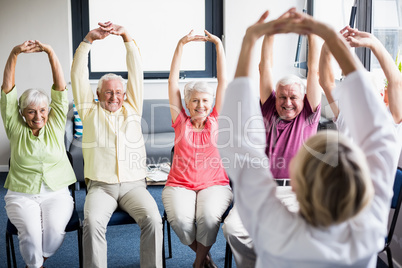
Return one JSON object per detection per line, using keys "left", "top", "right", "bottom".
{"left": 333, "top": 111, "right": 350, "bottom": 137}
{"left": 332, "top": 69, "right": 398, "bottom": 224}
{"left": 217, "top": 78, "right": 294, "bottom": 251}
{"left": 1, "top": 87, "right": 23, "bottom": 138}
{"left": 48, "top": 86, "right": 69, "bottom": 131}
{"left": 210, "top": 107, "right": 218, "bottom": 118}
{"left": 70, "top": 42, "right": 96, "bottom": 120}
{"left": 303, "top": 95, "right": 321, "bottom": 125}
{"left": 260, "top": 91, "right": 276, "bottom": 117}
{"left": 125, "top": 40, "right": 144, "bottom": 115}
{"left": 172, "top": 108, "right": 186, "bottom": 129}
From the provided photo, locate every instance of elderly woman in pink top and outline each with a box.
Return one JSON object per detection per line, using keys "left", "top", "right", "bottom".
{"left": 162, "top": 30, "right": 233, "bottom": 268}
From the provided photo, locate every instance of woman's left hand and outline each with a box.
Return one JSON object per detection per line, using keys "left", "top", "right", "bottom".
{"left": 204, "top": 30, "right": 221, "bottom": 45}
{"left": 33, "top": 40, "right": 52, "bottom": 54}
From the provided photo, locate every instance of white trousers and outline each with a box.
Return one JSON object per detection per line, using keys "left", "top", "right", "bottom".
{"left": 223, "top": 186, "right": 298, "bottom": 268}
{"left": 162, "top": 185, "right": 233, "bottom": 247}
{"left": 5, "top": 187, "right": 73, "bottom": 268}
{"left": 83, "top": 179, "right": 163, "bottom": 268}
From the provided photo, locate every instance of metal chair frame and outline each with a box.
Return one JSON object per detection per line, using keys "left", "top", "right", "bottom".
{"left": 379, "top": 168, "right": 402, "bottom": 268}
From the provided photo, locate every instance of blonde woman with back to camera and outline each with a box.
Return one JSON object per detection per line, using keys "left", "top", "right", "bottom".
{"left": 218, "top": 8, "right": 399, "bottom": 268}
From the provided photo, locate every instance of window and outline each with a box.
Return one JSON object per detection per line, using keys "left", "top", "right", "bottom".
{"left": 71, "top": 0, "right": 223, "bottom": 79}
{"left": 371, "top": 0, "right": 401, "bottom": 74}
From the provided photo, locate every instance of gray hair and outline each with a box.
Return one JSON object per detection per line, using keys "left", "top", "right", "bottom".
{"left": 19, "top": 88, "right": 49, "bottom": 111}
{"left": 183, "top": 81, "right": 214, "bottom": 104}
{"left": 97, "top": 73, "right": 125, "bottom": 94}
{"left": 276, "top": 75, "right": 306, "bottom": 96}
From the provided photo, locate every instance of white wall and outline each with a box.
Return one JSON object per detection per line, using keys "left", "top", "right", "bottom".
{"left": 1, "top": 0, "right": 402, "bottom": 266}
{"left": 0, "top": 0, "right": 303, "bottom": 169}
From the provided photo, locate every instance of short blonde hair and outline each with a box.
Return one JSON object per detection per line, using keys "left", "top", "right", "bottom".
{"left": 292, "top": 131, "right": 374, "bottom": 227}
{"left": 19, "top": 88, "right": 49, "bottom": 111}
{"left": 183, "top": 81, "right": 214, "bottom": 105}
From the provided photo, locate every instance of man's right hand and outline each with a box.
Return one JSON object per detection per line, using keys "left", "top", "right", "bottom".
{"left": 84, "top": 26, "right": 111, "bottom": 43}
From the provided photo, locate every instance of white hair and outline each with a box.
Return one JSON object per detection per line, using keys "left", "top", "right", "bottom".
{"left": 183, "top": 81, "right": 214, "bottom": 104}
{"left": 276, "top": 75, "right": 306, "bottom": 95}
{"left": 97, "top": 73, "right": 125, "bottom": 94}
{"left": 19, "top": 88, "right": 49, "bottom": 111}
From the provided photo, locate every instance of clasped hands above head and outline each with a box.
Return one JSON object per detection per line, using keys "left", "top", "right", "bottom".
{"left": 14, "top": 40, "right": 51, "bottom": 55}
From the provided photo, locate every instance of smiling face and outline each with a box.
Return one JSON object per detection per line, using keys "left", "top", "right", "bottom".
{"left": 22, "top": 102, "right": 48, "bottom": 136}
{"left": 186, "top": 91, "right": 213, "bottom": 121}
{"left": 275, "top": 83, "right": 304, "bottom": 120}
{"left": 97, "top": 79, "right": 125, "bottom": 112}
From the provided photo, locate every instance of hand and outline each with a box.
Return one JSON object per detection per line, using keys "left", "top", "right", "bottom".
{"left": 85, "top": 26, "right": 111, "bottom": 43}
{"left": 12, "top": 40, "right": 38, "bottom": 55}
{"left": 204, "top": 30, "right": 220, "bottom": 45}
{"left": 243, "top": 8, "right": 307, "bottom": 44}
{"left": 179, "top": 30, "right": 207, "bottom": 45}
{"left": 340, "top": 26, "right": 373, "bottom": 48}
{"left": 98, "top": 21, "right": 126, "bottom": 36}
{"left": 33, "top": 40, "right": 52, "bottom": 54}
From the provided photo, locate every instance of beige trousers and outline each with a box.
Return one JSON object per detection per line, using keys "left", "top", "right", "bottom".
{"left": 162, "top": 185, "right": 233, "bottom": 247}
{"left": 83, "top": 180, "right": 163, "bottom": 268}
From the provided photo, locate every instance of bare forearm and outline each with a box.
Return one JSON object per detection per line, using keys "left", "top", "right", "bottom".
{"left": 215, "top": 41, "right": 227, "bottom": 88}
{"left": 323, "top": 32, "right": 360, "bottom": 76}
{"left": 168, "top": 42, "right": 184, "bottom": 87}
{"left": 318, "top": 44, "right": 339, "bottom": 117}
{"left": 235, "top": 36, "right": 256, "bottom": 78}
{"left": 47, "top": 48, "right": 66, "bottom": 91}
{"left": 259, "top": 35, "right": 274, "bottom": 103}
{"left": 2, "top": 48, "right": 18, "bottom": 94}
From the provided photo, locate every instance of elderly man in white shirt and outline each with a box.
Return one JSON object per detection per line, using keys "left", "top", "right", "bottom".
{"left": 71, "top": 22, "right": 162, "bottom": 268}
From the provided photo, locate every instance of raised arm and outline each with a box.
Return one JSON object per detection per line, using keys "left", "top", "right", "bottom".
{"left": 343, "top": 26, "right": 402, "bottom": 124}
{"left": 306, "top": 34, "right": 322, "bottom": 112}
{"left": 35, "top": 41, "right": 66, "bottom": 91}
{"left": 259, "top": 34, "right": 275, "bottom": 105}
{"left": 99, "top": 22, "right": 144, "bottom": 114}
{"left": 319, "top": 42, "right": 339, "bottom": 118}
{"left": 205, "top": 30, "right": 227, "bottom": 113}
{"left": 220, "top": 8, "right": 371, "bottom": 257}
{"left": 168, "top": 31, "right": 207, "bottom": 123}
{"left": 2, "top": 41, "right": 38, "bottom": 94}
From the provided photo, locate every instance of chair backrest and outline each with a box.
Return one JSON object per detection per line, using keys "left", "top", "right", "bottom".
{"left": 391, "top": 168, "right": 402, "bottom": 209}
{"left": 386, "top": 168, "right": 402, "bottom": 245}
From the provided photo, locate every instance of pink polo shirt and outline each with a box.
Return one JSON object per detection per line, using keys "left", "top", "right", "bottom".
{"left": 261, "top": 91, "right": 321, "bottom": 178}
{"left": 166, "top": 107, "right": 229, "bottom": 190}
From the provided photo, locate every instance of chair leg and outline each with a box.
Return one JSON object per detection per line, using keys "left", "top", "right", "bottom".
{"left": 78, "top": 226, "right": 83, "bottom": 268}
{"left": 6, "top": 230, "right": 17, "bottom": 268}
{"left": 224, "top": 241, "right": 232, "bottom": 268}
{"left": 162, "top": 216, "right": 166, "bottom": 268}
{"left": 163, "top": 211, "right": 172, "bottom": 259}
{"left": 6, "top": 231, "right": 12, "bottom": 268}
{"left": 167, "top": 220, "right": 172, "bottom": 259}
{"left": 386, "top": 247, "right": 394, "bottom": 268}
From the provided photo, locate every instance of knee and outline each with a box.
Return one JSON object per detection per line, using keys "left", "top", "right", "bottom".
{"left": 168, "top": 211, "right": 193, "bottom": 232}
{"left": 139, "top": 210, "right": 162, "bottom": 229}
{"left": 83, "top": 213, "right": 107, "bottom": 235}
{"left": 222, "top": 217, "right": 237, "bottom": 240}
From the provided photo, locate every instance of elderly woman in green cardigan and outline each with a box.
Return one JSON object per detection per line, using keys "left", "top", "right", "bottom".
{"left": 1, "top": 40, "right": 76, "bottom": 268}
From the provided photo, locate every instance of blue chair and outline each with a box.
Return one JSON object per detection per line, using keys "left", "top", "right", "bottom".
{"left": 379, "top": 168, "right": 402, "bottom": 268}
{"left": 5, "top": 151, "right": 83, "bottom": 268}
